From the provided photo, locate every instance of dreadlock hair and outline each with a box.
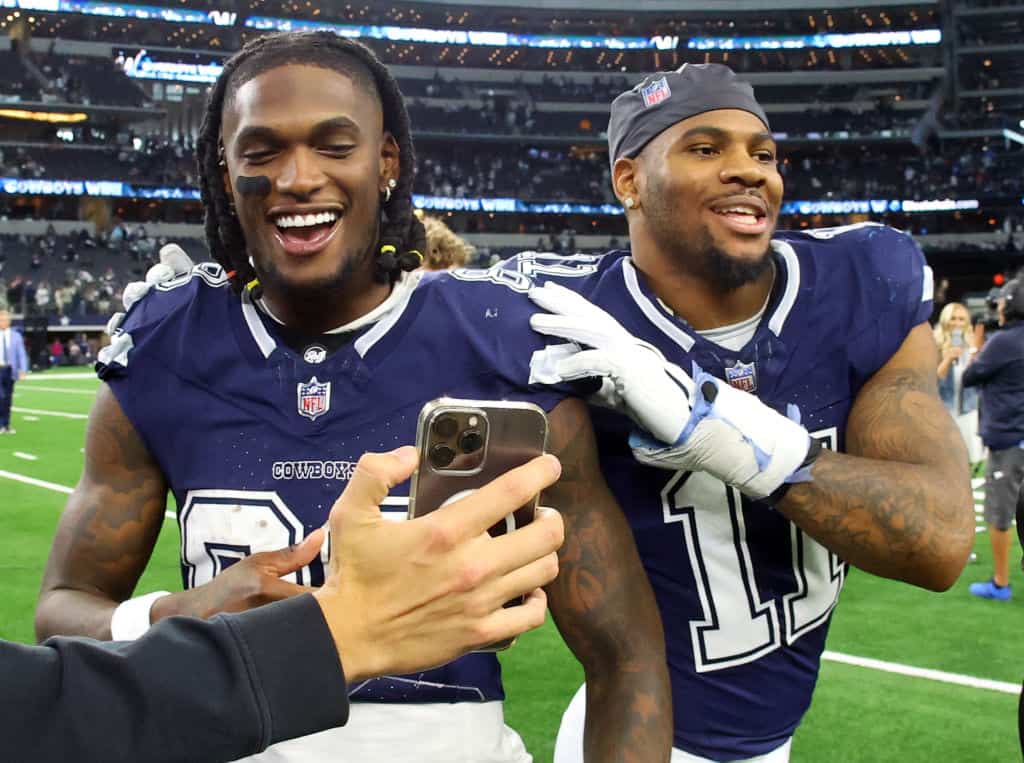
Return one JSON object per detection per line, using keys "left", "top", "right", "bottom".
{"left": 195, "top": 31, "right": 426, "bottom": 293}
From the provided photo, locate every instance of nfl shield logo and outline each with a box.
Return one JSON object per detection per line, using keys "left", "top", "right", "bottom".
{"left": 640, "top": 77, "right": 672, "bottom": 108}
{"left": 724, "top": 361, "right": 757, "bottom": 393}
{"left": 297, "top": 376, "right": 331, "bottom": 421}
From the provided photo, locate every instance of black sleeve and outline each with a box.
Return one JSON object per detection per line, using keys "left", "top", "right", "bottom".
{"left": 962, "top": 334, "right": 1006, "bottom": 387}
{"left": 0, "top": 594, "right": 349, "bottom": 762}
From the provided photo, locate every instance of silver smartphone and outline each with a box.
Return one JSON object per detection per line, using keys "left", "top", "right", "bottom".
{"left": 408, "top": 397, "right": 549, "bottom": 651}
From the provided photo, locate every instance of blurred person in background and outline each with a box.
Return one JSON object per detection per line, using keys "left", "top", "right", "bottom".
{"left": 420, "top": 213, "right": 474, "bottom": 270}
{"left": 963, "top": 276, "right": 1024, "bottom": 601}
{"left": 0, "top": 308, "right": 29, "bottom": 434}
{"left": 934, "top": 302, "right": 982, "bottom": 465}
{"left": 49, "top": 336, "right": 64, "bottom": 367}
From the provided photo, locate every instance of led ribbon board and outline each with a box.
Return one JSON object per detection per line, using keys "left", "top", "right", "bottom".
{"left": 0, "top": 0, "right": 235, "bottom": 25}
{"left": 687, "top": 30, "right": 941, "bottom": 50}
{"left": 244, "top": 16, "right": 677, "bottom": 50}
{"left": 0, "top": 180, "right": 980, "bottom": 215}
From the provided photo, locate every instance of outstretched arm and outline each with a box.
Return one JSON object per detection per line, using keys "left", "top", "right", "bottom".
{"left": 36, "top": 385, "right": 320, "bottom": 642}
{"left": 36, "top": 384, "right": 169, "bottom": 641}
{"left": 543, "top": 397, "right": 672, "bottom": 763}
{"left": 776, "top": 323, "right": 974, "bottom": 591}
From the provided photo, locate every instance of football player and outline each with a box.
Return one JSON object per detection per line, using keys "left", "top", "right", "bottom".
{"left": 35, "top": 33, "right": 671, "bottom": 762}
{"left": 511, "top": 64, "right": 975, "bottom": 762}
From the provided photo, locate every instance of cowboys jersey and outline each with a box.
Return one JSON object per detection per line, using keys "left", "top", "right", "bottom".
{"left": 97, "top": 263, "right": 571, "bottom": 706}
{"left": 506, "top": 223, "right": 933, "bottom": 760}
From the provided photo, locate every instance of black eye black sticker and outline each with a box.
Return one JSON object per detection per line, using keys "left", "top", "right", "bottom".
{"left": 235, "top": 175, "right": 272, "bottom": 197}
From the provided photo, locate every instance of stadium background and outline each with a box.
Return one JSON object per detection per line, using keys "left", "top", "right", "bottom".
{"left": 0, "top": 0, "right": 1021, "bottom": 759}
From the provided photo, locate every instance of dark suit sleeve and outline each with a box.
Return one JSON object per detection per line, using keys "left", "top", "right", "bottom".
{"left": 963, "top": 334, "right": 1007, "bottom": 387}
{"left": 1, "top": 594, "right": 349, "bottom": 762}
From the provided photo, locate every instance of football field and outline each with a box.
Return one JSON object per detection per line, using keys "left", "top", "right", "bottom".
{"left": 1, "top": 371, "right": 1020, "bottom": 761}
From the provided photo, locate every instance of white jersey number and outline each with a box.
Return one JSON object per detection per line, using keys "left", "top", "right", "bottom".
{"left": 178, "top": 489, "right": 316, "bottom": 588}
{"left": 660, "top": 428, "right": 844, "bottom": 672}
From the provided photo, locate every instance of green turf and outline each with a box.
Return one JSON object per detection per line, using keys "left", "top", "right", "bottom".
{"left": 1, "top": 371, "right": 1020, "bottom": 762}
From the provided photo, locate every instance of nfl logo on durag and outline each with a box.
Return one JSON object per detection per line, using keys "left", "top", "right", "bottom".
{"left": 297, "top": 377, "right": 331, "bottom": 421}
{"left": 640, "top": 77, "right": 671, "bottom": 108}
{"left": 725, "top": 361, "right": 757, "bottom": 393}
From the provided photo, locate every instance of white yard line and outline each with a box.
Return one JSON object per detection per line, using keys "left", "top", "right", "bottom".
{"left": 16, "top": 386, "right": 96, "bottom": 396}
{"left": 0, "top": 469, "right": 177, "bottom": 519}
{"left": 25, "top": 373, "right": 96, "bottom": 380}
{"left": 822, "top": 651, "right": 1020, "bottom": 695}
{"left": 13, "top": 452, "right": 38, "bottom": 461}
{"left": 12, "top": 407, "right": 88, "bottom": 420}
{"left": 0, "top": 469, "right": 72, "bottom": 494}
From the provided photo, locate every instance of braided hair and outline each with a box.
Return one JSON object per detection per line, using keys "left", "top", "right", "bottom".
{"left": 195, "top": 31, "right": 425, "bottom": 291}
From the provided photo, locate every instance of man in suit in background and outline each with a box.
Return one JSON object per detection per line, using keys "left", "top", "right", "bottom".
{"left": 0, "top": 308, "right": 29, "bottom": 434}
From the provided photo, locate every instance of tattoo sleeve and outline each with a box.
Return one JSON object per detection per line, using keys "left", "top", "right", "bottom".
{"left": 777, "top": 323, "right": 975, "bottom": 591}
{"left": 35, "top": 384, "right": 169, "bottom": 641}
{"left": 542, "top": 397, "right": 672, "bottom": 763}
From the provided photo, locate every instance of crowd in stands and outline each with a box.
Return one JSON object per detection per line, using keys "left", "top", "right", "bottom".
{"left": 0, "top": 228, "right": 206, "bottom": 320}
{"left": 0, "top": 139, "right": 197, "bottom": 187}
{"left": 1, "top": 40, "right": 148, "bottom": 109}
{"left": 0, "top": 51, "right": 41, "bottom": 102}
{"left": 4, "top": 132, "right": 1019, "bottom": 204}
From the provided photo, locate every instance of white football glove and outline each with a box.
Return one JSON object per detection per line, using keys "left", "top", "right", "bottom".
{"left": 528, "top": 281, "right": 693, "bottom": 444}
{"left": 108, "top": 244, "right": 195, "bottom": 335}
{"left": 529, "top": 281, "right": 814, "bottom": 499}
{"left": 630, "top": 368, "right": 814, "bottom": 499}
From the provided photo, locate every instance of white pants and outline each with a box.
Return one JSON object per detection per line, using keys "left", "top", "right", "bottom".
{"left": 554, "top": 685, "right": 791, "bottom": 763}
{"left": 954, "top": 409, "right": 983, "bottom": 465}
{"left": 238, "top": 701, "right": 531, "bottom": 763}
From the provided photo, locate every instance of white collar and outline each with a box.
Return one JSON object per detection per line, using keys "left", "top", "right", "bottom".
{"left": 240, "top": 270, "right": 424, "bottom": 359}
{"left": 621, "top": 242, "right": 801, "bottom": 353}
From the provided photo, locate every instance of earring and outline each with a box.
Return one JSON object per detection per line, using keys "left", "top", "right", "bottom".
{"left": 624, "top": 197, "right": 637, "bottom": 209}
{"left": 383, "top": 178, "right": 397, "bottom": 204}
{"left": 217, "top": 142, "right": 226, "bottom": 168}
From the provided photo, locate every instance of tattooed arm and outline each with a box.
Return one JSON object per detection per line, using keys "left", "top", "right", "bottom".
{"left": 36, "top": 385, "right": 318, "bottom": 642}
{"left": 35, "top": 385, "right": 169, "bottom": 641}
{"left": 542, "top": 397, "right": 672, "bottom": 763}
{"left": 776, "top": 323, "right": 974, "bottom": 591}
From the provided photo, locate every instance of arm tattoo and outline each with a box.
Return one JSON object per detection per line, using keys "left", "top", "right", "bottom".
{"left": 779, "top": 334, "right": 974, "bottom": 591}
{"left": 543, "top": 398, "right": 672, "bottom": 763}
{"left": 36, "top": 385, "right": 168, "bottom": 641}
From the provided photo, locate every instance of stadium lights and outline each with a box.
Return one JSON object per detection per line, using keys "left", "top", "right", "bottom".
{"left": 244, "top": 16, "right": 678, "bottom": 50}
{"left": 0, "top": 108, "right": 87, "bottom": 123}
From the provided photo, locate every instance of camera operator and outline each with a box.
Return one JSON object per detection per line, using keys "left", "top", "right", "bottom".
{"left": 963, "top": 277, "right": 1024, "bottom": 600}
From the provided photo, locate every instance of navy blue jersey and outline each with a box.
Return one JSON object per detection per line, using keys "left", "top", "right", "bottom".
{"left": 97, "top": 264, "right": 570, "bottom": 705}
{"left": 506, "top": 223, "right": 933, "bottom": 760}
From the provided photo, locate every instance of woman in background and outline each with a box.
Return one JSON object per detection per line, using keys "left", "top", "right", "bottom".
{"left": 935, "top": 301, "right": 982, "bottom": 465}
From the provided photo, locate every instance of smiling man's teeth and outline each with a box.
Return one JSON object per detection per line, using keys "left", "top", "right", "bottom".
{"left": 275, "top": 212, "right": 339, "bottom": 229}
{"left": 716, "top": 206, "right": 759, "bottom": 223}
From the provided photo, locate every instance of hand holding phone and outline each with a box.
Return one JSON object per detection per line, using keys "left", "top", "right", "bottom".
{"left": 408, "top": 398, "right": 549, "bottom": 650}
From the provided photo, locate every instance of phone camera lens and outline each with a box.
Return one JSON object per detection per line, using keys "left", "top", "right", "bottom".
{"left": 429, "top": 444, "right": 456, "bottom": 469}
{"left": 459, "top": 430, "right": 484, "bottom": 454}
{"left": 432, "top": 415, "right": 459, "bottom": 439}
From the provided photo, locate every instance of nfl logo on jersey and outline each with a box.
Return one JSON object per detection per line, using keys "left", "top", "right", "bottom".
{"left": 724, "top": 361, "right": 757, "bottom": 393}
{"left": 640, "top": 77, "right": 671, "bottom": 108}
{"left": 297, "top": 377, "right": 331, "bottom": 421}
